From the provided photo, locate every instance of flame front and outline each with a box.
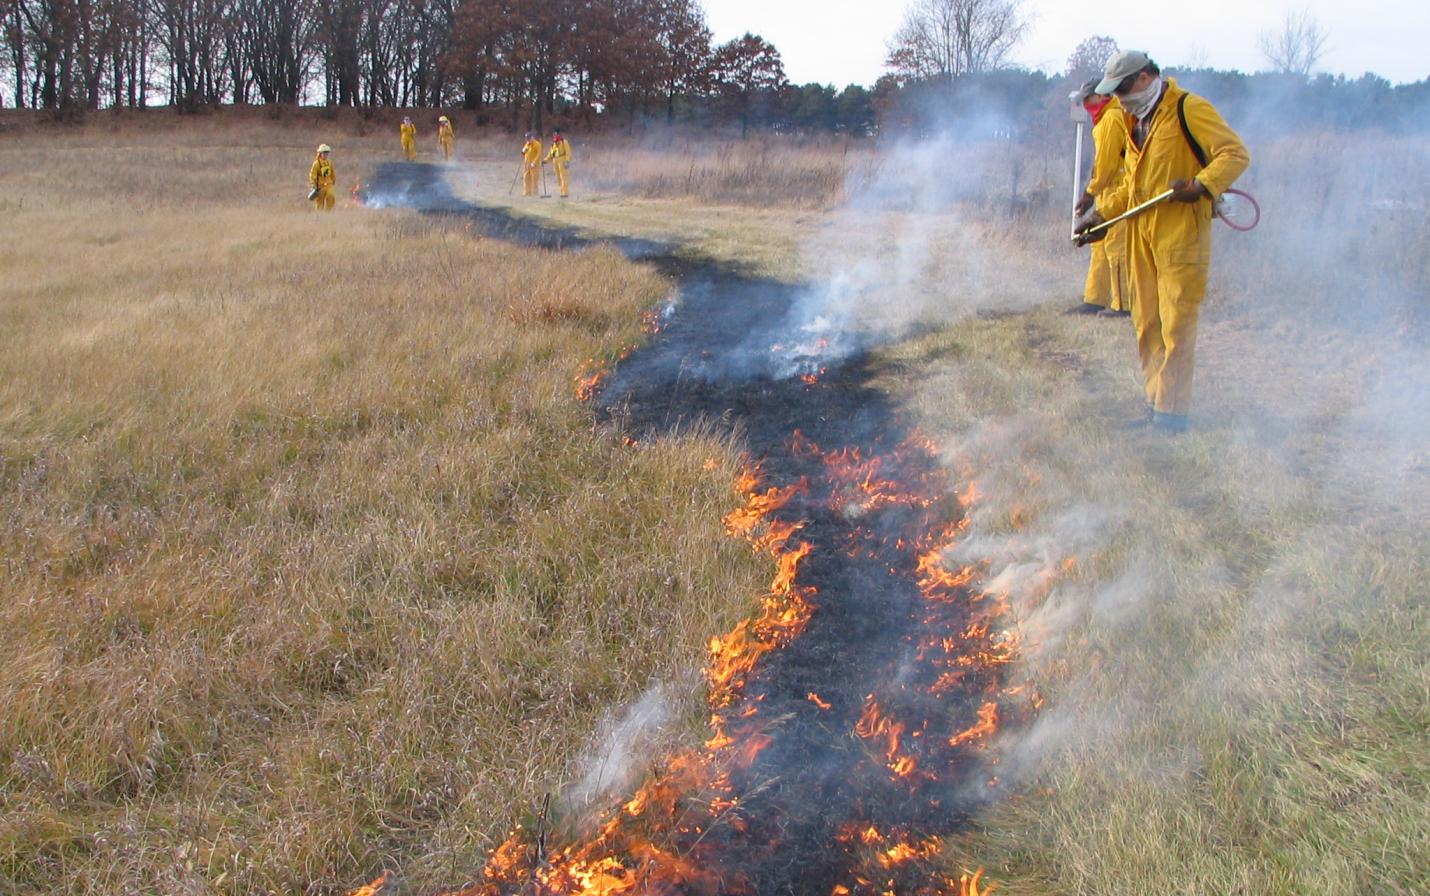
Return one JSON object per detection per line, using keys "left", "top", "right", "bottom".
{"left": 437, "top": 428, "right": 1030, "bottom": 896}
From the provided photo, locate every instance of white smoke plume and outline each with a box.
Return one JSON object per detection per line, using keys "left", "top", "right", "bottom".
{"left": 727, "top": 125, "right": 1065, "bottom": 380}
{"left": 559, "top": 684, "right": 680, "bottom": 817}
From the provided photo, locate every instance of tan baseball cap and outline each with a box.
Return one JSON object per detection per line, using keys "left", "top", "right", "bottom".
{"left": 1095, "top": 50, "right": 1151, "bottom": 94}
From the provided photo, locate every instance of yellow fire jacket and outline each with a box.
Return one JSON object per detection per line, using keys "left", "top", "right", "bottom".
{"left": 522, "top": 139, "right": 542, "bottom": 165}
{"left": 545, "top": 138, "right": 571, "bottom": 164}
{"left": 1087, "top": 96, "right": 1129, "bottom": 198}
{"left": 309, "top": 156, "right": 335, "bottom": 189}
{"left": 1097, "top": 78, "right": 1250, "bottom": 263}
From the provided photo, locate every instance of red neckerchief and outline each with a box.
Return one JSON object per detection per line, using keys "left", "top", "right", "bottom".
{"left": 1084, "top": 98, "right": 1112, "bottom": 125}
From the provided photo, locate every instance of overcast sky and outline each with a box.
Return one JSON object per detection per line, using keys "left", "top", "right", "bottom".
{"left": 703, "top": 0, "right": 1429, "bottom": 88}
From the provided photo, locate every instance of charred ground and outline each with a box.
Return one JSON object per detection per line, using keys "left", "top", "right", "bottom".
{"left": 368, "top": 163, "right": 1017, "bottom": 896}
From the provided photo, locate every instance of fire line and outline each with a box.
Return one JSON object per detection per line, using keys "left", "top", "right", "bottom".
{"left": 352, "top": 164, "right": 1031, "bottom": 896}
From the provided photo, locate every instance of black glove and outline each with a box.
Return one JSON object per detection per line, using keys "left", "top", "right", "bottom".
{"left": 1073, "top": 210, "right": 1107, "bottom": 246}
{"left": 1074, "top": 191, "right": 1095, "bottom": 215}
{"left": 1170, "top": 178, "right": 1208, "bottom": 203}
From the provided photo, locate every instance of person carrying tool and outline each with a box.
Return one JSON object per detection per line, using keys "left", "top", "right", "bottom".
{"left": 1075, "top": 51, "right": 1250, "bottom": 433}
{"left": 437, "top": 115, "right": 455, "bottom": 160}
{"left": 400, "top": 116, "right": 417, "bottom": 161}
{"left": 544, "top": 130, "right": 572, "bottom": 198}
{"left": 308, "top": 144, "right": 336, "bottom": 211}
{"left": 520, "top": 132, "right": 543, "bottom": 196}
{"left": 1069, "top": 79, "right": 1131, "bottom": 317}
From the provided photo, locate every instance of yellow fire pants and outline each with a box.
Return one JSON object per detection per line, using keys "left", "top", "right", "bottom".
{"left": 440, "top": 137, "right": 453, "bottom": 160}
{"left": 523, "top": 164, "right": 540, "bottom": 196}
{"left": 1083, "top": 222, "right": 1129, "bottom": 311}
{"left": 402, "top": 137, "right": 416, "bottom": 160}
{"left": 1127, "top": 224, "right": 1210, "bottom": 416}
{"left": 311, "top": 186, "right": 335, "bottom": 211}
{"left": 552, "top": 159, "right": 569, "bottom": 197}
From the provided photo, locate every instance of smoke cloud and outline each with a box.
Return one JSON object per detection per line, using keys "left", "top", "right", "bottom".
{"left": 559, "top": 684, "right": 682, "bottom": 818}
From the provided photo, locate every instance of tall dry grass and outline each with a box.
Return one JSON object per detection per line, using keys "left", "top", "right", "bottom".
{"left": 0, "top": 123, "right": 768, "bottom": 894}
{"left": 573, "top": 133, "right": 867, "bottom": 209}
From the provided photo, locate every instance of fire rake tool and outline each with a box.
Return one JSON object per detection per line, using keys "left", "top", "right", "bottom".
{"left": 1068, "top": 90, "right": 1087, "bottom": 241}
{"left": 508, "top": 161, "right": 524, "bottom": 197}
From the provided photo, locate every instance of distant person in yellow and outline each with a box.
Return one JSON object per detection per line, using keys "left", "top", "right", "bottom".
{"left": 400, "top": 117, "right": 417, "bottom": 160}
{"left": 520, "top": 132, "right": 542, "bottom": 196}
{"left": 545, "top": 130, "right": 572, "bottom": 198}
{"left": 437, "top": 115, "right": 455, "bottom": 160}
{"left": 1076, "top": 51, "right": 1250, "bottom": 434}
{"left": 1069, "top": 79, "right": 1131, "bottom": 318}
{"left": 308, "top": 144, "right": 336, "bottom": 211}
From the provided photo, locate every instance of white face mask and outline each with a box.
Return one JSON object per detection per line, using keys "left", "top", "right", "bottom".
{"left": 1120, "top": 75, "right": 1163, "bottom": 120}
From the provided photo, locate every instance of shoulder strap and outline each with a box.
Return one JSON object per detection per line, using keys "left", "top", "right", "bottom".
{"left": 1177, "top": 93, "right": 1208, "bottom": 168}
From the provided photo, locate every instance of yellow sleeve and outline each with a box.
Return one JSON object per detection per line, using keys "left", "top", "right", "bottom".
{"left": 309, "top": 159, "right": 321, "bottom": 187}
{"left": 1184, "top": 95, "right": 1250, "bottom": 199}
{"left": 1095, "top": 112, "right": 1135, "bottom": 219}
{"left": 1086, "top": 112, "right": 1127, "bottom": 198}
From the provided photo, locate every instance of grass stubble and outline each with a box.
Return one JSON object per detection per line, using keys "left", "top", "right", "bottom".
{"left": 2, "top": 113, "right": 1426, "bottom": 895}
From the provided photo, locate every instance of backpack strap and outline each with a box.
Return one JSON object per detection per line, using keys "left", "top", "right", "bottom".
{"left": 1177, "top": 93, "right": 1209, "bottom": 168}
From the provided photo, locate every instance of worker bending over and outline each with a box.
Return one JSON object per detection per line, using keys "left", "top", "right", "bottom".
{"left": 521, "top": 133, "right": 543, "bottom": 196}
{"left": 1077, "top": 51, "right": 1250, "bottom": 433}
{"left": 400, "top": 117, "right": 417, "bottom": 161}
{"left": 308, "top": 144, "right": 336, "bottom": 211}
{"left": 1070, "top": 80, "right": 1131, "bottom": 317}
{"left": 545, "top": 130, "right": 572, "bottom": 198}
{"left": 438, "top": 115, "right": 455, "bottom": 160}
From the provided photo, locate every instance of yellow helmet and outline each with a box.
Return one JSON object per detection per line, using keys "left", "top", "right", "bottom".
{"left": 317, "top": 144, "right": 332, "bottom": 153}
{"left": 438, "top": 115, "right": 449, "bottom": 122}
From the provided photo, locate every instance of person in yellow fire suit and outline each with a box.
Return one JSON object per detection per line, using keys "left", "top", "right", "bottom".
{"left": 437, "top": 115, "right": 455, "bottom": 160}
{"left": 520, "top": 132, "right": 543, "bottom": 196}
{"left": 400, "top": 117, "right": 417, "bottom": 161}
{"left": 544, "top": 130, "right": 572, "bottom": 198}
{"left": 1069, "top": 80, "right": 1130, "bottom": 317}
{"left": 1076, "top": 51, "right": 1250, "bottom": 433}
{"left": 308, "top": 144, "right": 336, "bottom": 211}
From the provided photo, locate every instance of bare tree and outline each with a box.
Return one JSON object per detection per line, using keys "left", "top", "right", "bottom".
{"left": 885, "top": 0, "right": 1025, "bottom": 80}
{"left": 1065, "top": 34, "right": 1116, "bottom": 82}
{"left": 1258, "top": 8, "right": 1328, "bottom": 77}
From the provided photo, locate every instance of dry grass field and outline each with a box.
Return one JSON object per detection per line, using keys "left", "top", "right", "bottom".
{"left": 0, "top": 112, "right": 768, "bottom": 894}
{"left": 2, "top": 109, "right": 1426, "bottom": 896}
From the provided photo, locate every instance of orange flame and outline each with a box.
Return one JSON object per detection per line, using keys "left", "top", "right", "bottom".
{"left": 346, "top": 871, "right": 388, "bottom": 896}
{"left": 575, "top": 361, "right": 606, "bottom": 401}
{"left": 423, "top": 428, "right": 1025, "bottom": 896}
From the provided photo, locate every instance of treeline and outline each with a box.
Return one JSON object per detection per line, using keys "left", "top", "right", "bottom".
{"left": 1, "top": 0, "right": 757, "bottom": 128}
{"left": 3, "top": 0, "right": 1425, "bottom": 137}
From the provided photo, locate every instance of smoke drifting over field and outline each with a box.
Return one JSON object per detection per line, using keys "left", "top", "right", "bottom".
{"left": 732, "top": 123, "right": 1063, "bottom": 380}
{"left": 892, "top": 90, "right": 1430, "bottom": 880}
